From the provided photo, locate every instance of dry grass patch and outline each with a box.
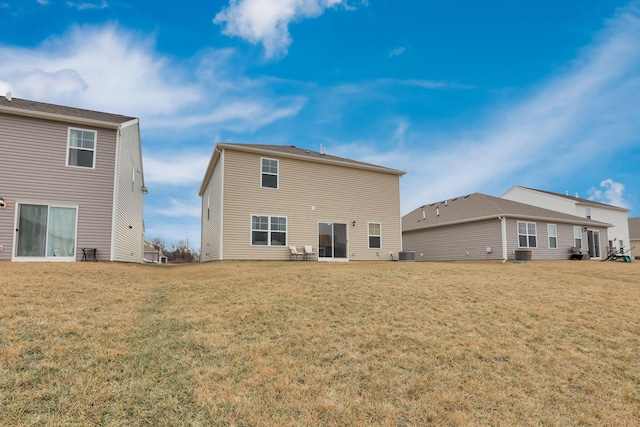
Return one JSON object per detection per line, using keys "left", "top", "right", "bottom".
{"left": 1, "top": 260, "right": 639, "bottom": 426}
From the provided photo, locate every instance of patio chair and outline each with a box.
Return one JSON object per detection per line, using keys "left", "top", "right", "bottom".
{"left": 303, "top": 245, "right": 317, "bottom": 261}
{"left": 289, "top": 245, "right": 304, "bottom": 261}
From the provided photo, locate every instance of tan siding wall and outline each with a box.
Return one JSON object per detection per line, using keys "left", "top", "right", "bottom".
{"left": 113, "top": 122, "right": 145, "bottom": 262}
{"left": 403, "top": 219, "right": 504, "bottom": 261}
{"left": 215, "top": 149, "right": 402, "bottom": 261}
{"left": 0, "top": 113, "right": 116, "bottom": 261}
{"left": 201, "top": 154, "right": 223, "bottom": 261}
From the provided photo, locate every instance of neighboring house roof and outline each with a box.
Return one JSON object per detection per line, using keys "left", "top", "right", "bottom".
{"left": 199, "top": 142, "right": 406, "bottom": 196}
{"left": 403, "top": 192, "right": 612, "bottom": 232}
{"left": 0, "top": 95, "right": 137, "bottom": 128}
{"left": 503, "top": 186, "right": 630, "bottom": 212}
{"left": 629, "top": 217, "right": 640, "bottom": 240}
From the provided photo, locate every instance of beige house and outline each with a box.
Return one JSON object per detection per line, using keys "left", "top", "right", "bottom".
{"left": 199, "top": 143, "right": 406, "bottom": 261}
{"left": 402, "top": 193, "right": 611, "bottom": 261}
{"left": 630, "top": 217, "right": 640, "bottom": 260}
{"left": 0, "top": 94, "right": 146, "bottom": 262}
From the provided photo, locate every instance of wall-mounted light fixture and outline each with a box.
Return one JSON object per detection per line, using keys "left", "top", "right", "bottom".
{"left": 142, "top": 186, "right": 149, "bottom": 194}
{"left": 0, "top": 196, "right": 6, "bottom": 208}
{"left": 583, "top": 226, "right": 588, "bottom": 232}
{"left": 352, "top": 220, "right": 356, "bottom": 227}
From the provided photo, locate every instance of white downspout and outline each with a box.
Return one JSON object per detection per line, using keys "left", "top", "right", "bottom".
{"left": 499, "top": 216, "right": 508, "bottom": 262}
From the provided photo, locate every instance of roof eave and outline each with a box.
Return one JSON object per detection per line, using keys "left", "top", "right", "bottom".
{"left": 0, "top": 104, "right": 126, "bottom": 129}
{"left": 403, "top": 214, "right": 612, "bottom": 232}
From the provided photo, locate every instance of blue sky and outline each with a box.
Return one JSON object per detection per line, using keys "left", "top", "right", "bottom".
{"left": 2, "top": 0, "right": 639, "bottom": 249}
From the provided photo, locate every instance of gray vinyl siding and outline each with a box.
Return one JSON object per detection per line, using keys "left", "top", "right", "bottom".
{"left": 505, "top": 219, "right": 608, "bottom": 260}
{"left": 0, "top": 113, "right": 116, "bottom": 261}
{"left": 210, "top": 148, "right": 402, "bottom": 261}
{"left": 402, "top": 218, "right": 609, "bottom": 261}
{"left": 201, "top": 154, "right": 223, "bottom": 261}
{"left": 113, "top": 122, "right": 144, "bottom": 262}
{"left": 403, "top": 219, "right": 504, "bottom": 261}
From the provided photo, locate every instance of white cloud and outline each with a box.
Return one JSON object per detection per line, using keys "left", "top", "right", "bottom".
{"left": 214, "top": 0, "right": 350, "bottom": 58}
{"left": 0, "top": 25, "right": 305, "bottom": 134}
{"left": 37, "top": 0, "right": 49, "bottom": 5}
{"left": 388, "top": 46, "right": 405, "bottom": 57}
{"left": 349, "top": 1, "right": 640, "bottom": 213}
{"left": 150, "top": 198, "right": 201, "bottom": 218}
{"left": 588, "top": 179, "right": 631, "bottom": 209}
{"left": 143, "top": 151, "right": 212, "bottom": 186}
{"left": 66, "top": 1, "right": 108, "bottom": 10}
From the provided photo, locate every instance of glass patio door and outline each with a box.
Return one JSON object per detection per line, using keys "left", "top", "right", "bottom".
{"left": 587, "top": 230, "right": 601, "bottom": 258}
{"left": 318, "top": 222, "right": 348, "bottom": 260}
{"left": 16, "top": 204, "right": 77, "bottom": 260}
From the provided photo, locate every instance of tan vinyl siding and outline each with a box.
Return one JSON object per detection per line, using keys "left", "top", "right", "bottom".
{"left": 113, "top": 122, "right": 144, "bottom": 262}
{"left": 217, "top": 149, "right": 402, "bottom": 261}
{"left": 201, "top": 153, "right": 224, "bottom": 261}
{"left": 0, "top": 113, "right": 116, "bottom": 261}
{"left": 403, "top": 219, "right": 504, "bottom": 261}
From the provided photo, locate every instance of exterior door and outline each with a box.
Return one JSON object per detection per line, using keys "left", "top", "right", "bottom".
{"left": 587, "top": 230, "right": 601, "bottom": 258}
{"left": 15, "top": 203, "right": 78, "bottom": 261}
{"left": 318, "top": 222, "right": 348, "bottom": 260}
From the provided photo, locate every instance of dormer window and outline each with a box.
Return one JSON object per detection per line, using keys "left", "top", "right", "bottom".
{"left": 67, "top": 128, "right": 96, "bottom": 168}
{"left": 261, "top": 158, "right": 278, "bottom": 189}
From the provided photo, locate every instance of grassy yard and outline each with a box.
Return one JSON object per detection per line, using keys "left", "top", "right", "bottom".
{"left": 1, "top": 260, "right": 639, "bottom": 426}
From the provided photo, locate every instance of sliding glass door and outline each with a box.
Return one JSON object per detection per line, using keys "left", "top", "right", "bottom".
{"left": 16, "top": 203, "right": 77, "bottom": 260}
{"left": 318, "top": 222, "right": 348, "bottom": 260}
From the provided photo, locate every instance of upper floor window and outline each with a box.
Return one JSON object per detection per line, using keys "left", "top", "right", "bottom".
{"left": 67, "top": 128, "right": 96, "bottom": 168}
{"left": 368, "top": 222, "right": 381, "bottom": 249}
{"left": 518, "top": 221, "right": 537, "bottom": 248}
{"left": 261, "top": 158, "right": 278, "bottom": 189}
{"left": 547, "top": 224, "right": 558, "bottom": 249}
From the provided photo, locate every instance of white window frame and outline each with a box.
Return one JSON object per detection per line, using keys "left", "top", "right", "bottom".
{"left": 66, "top": 127, "right": 97, "bottom": 169}
{"left": 573, "top": 226, "right": 583, "bottom": 249}
{"left": 261, "top": 158, "right": 279, "bottom": 189}
{"left": 250, "top": 215, "right": 287, "bottom": 247}
{"left": 368, "top": 222, "right": 381, "bottom": 249}
{"left": 547, "top": 224, "right": 558, "bottom": 249}
{"left": 517, "top": 221, "right": 537, "bottom": 248}
{"left": 13, "top": 202, "right": 79, "bottom": 262}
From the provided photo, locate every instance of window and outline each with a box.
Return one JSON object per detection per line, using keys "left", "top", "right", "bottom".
{"left": 368, "top": 222, "right": 381, "bottom": 249}
{"left": 517, "top": 221, "right": 537, "bottom": 248}
{"left": 251, "top": 215, "right": 286, "bottom": 246}
{"left": 261, "top": 158, "right": 278, "bottom": 189}
{"left": 547, "top": 224, "right": 557, "bottom": 249}
{"left": 16, "top": 203, "right": 77, "bottom": 259}
{"left": 585, "top": 208, "right": 591, "bottom": 219}
{"left": 67, "top": 128, "right": 96, "bottom": 168}
{"left": 573, "top": 226, "right": 583, "bottom": 248}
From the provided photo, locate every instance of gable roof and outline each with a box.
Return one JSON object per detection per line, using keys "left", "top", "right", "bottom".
{"left": 629, "top": 217, "right": 640, "bottom": 240}
{"left": 403, "top": 192, "right": 612, "bottom": 232}
{"left": 503, "top": 186, "right": 630, "bottom": 212}
{"left": 199, "top": 142, "right": 406, "bottom": 196}
{"left": 0, "top": 95, "right": 137, "bottom": 128}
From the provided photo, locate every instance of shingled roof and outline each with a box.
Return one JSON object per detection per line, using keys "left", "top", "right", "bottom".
{"left": 0, "top": 95, "right": 136, "bottom": 125}
{"left": 403, "top": 192, "right": 612, "bottom": 232}
{"left": 220, "top": 143, "right": 406, "bottom": 175}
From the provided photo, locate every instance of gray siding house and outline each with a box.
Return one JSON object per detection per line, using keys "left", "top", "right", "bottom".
{"left": 629, "top": 217, "right": 640, "bottom": 260}
{"left": 402, "top": 193, "right": 611, "bottom": 261}
{"left": 0, "top": 95, "right": 146, "bottom": 262}
{"left": 199, "top": 143, "right": 406, "bottom": 261}
{"left": 501, "top": 186, "right": 630, "bottom": 256}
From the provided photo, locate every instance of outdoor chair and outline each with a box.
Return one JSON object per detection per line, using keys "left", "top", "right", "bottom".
{"left": 289, "top": 245, "right": 304, "bottom": 261}
{"left": 303, "top": 245, "right": 317, "bottom": 261}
